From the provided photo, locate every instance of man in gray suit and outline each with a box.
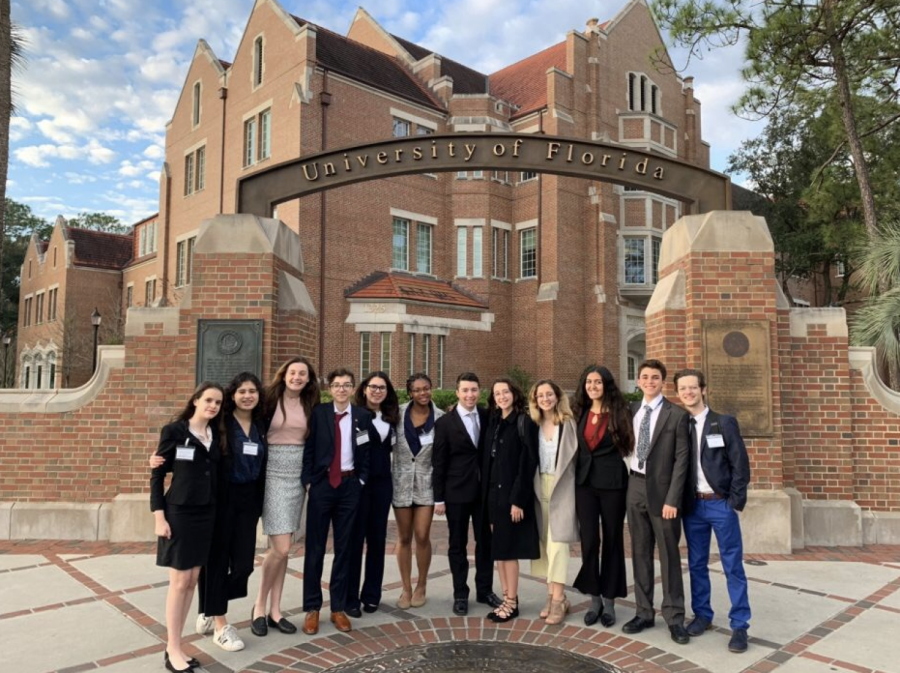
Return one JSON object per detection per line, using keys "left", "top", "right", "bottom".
{"left": 622, "top": 359, "right": 691, "bottom": 644}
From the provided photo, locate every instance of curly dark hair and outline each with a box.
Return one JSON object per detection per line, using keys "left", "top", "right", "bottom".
{"left": 573, "top": 365, "right": 634, "bottom": 458}
{"left": 486, "top": 377, "right": 527, "bottom": 417}
{"left": 353, "top": 370, "right": 401, "bottom": 425}
{"left": 223, "top": 372, "right": 266, "bottom": 425}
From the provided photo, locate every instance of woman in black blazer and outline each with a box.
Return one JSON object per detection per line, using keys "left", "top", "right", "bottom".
{"left": 572, "top": 365, "right": 634, "bottom": 628}
{"left": 150, "top": 382, "right": 224, "bottom": 673}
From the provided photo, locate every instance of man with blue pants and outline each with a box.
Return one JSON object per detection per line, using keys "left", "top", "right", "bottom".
{"left": 674, "top": 369, "right": 751, "bottom": 653}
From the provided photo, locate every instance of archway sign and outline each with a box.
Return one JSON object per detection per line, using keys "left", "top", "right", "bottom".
{"left": 237, "top": 133, "right": 731, "bottom": 216}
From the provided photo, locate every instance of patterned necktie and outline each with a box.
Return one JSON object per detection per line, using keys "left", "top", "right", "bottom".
{"left": 636, "top": 405, "right": 652, "bottom": 469}
{"left": 469, "top": 411, "right": 480, "bottom": 446}
{"left": 329, "top": 411, "right": 348, "bottom": 488}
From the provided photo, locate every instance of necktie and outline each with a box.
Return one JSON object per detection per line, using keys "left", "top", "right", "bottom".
{"left": 636, "top": 405, "right": 652, "bottom": 469}
{"left": 689, "top": 417, "right": 698, "bottom": 483}
{"left": 329, "top": 411, "right": 348, "bottom": 488}
{"left": 469, "top": 411, "right": 480, "bottom": 446}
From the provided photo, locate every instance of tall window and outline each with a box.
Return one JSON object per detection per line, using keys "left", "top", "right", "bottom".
{"left": 627, "top": 72, "right": 660, "bottom": 113}
{"left": 360, "top": 332, "right": 371, "bottom": 375}
{"left": 145, "top": 278, "right": 157, "bottom": 305}
{"left": 49, "top": 355, "right": 57, "bottom": 389}
{"left": 35, "top": 292, "right": 44, "bottom": 324}
{"left": 23, "top": 296, "right": 32, "bottom": 327}
{"left": 176, "top": 237, "right": 196, "bottom": 287}
{"left": 437, "top": 335, "right": 445, "bottom": 388}
{"left": 392, "top": 118, "right": 410, "bottom": 137}
{"left": 416, "top": 223, "right": 432, "bottom": 274}
{"left": 139, "top": 221, "right": 158, "bottom": 256}
{"left": 126, "top": 285, "right": 134, "bottom": 308}
{"left": 422, "top": 334, "right": 431, "bottom": 376}
{"left": 253, "top": 36, "right": 264, "bottom": 87}
{"left": 392, "top": 218, "right": 410, "bottom": 270}
{"left": 184, "top": 146, "right": 205, "bottom": 195}
{"left": 492, "top": 227, "right": 509, "bottom": 279}
{"left": 192, "top": 81, "right": 201, "bottom": 126}
{"left": 456, "top": 228, "right": 467, "bottom": 277}
{"left": 408, "top": 334, "right": 416, "bottom": 375}
{"left": 259, "top": 109, "right": 271, "bottom": 160}
{"left": 472, "top": 227, "right": 483, "bottom": 278}
{"left": 243, "top": 117, "right": 257, "bottom": 167}
{"left": 520, "top": 228, "right": 537, "bottom": 279}
{"left": 48, "top": 288, "right": 58, "bottom": 321}
{"left": 36, "top": 365, "right": 43, "bottom": 390}
{"left": 243, "top": 109, "right": 271, "bottom": 168}
{"left": 380, "top": 333, "right": 391, "bottom": 376}
{"left": 651, "top": 237, "right": 661, "bottom": 283}
{"left": 624, "top": 237, "right": 645, "bottom": 284}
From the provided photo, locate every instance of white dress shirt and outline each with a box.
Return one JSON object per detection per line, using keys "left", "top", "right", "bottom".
{"left": 629, "top": 394, "right": 664, "bottom": 474}
{"left": 456, "top": 404, "right": 480, "bottom": 446}
{"left": 334, "top": 403, "right": 354, "bottom": 471}
{"left": 691, "top": 406, "right": 714, "bottom": 494}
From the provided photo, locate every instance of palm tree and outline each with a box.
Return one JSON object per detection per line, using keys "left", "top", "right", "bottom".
{"left": 851, "top": 218, "right": 900, "bottom": 390}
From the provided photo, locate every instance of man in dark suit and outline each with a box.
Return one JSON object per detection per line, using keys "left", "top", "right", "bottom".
{"left": 675, "top": 368, "right": 751, "bottom": 654}
{"left": 433, "top": 372, "right": 501, "bottom": 615}
{"left": 622, "top": 359, "right": 691, "bottom": 644}
{"left": 301, "top": 368, "right": 375, "bottom": 635}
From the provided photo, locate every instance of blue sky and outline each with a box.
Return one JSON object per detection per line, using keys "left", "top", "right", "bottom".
{"left": 9, "top": 0, "right": 760, "bottom": 227}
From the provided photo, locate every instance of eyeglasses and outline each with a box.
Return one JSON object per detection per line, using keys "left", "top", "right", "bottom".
{"left": 367, "top": 384, "right": 387, "bottom": 392}
{"left": 330, "top": 383, "right": 353, "bottom": 390}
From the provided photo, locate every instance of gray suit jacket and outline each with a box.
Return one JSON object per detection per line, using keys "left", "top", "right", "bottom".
{"left": 392, "top": 402, "right": 445, "bottom": 507}
{"left": 631, "top": 398, "right": 690, "bottom": 515}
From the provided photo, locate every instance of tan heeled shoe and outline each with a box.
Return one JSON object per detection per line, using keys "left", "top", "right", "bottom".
{"left": 539, "top": 594, "right": 553, "bottom": 619}
{"left": 545, "top": 595, "right": 569, "bottom": 625}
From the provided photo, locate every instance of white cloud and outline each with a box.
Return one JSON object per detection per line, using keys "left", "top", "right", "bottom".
{"left": 143, "top": 144, "right": 165, "bottom": 159}
{"left": 64, "top": 171, "right": 98, "bottom": 184}
{"left": 14, "top": 140, "right": 115, "bottom": 167}
{"left": 34, "top": 0, "right": 72, "bottom": 20}
{"left": 147, "top": 170, "right": 161, "bottom": 182}
{"left": 10, "top": 116, "right": 32, "bottom": 141}
{"left": 118, "top": 159, "right": 156, "bottom": 177}
{"left": 37, "top": 119, "right": 75, "bottom": 143}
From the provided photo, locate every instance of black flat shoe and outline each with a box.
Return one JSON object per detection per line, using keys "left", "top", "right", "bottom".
{"left": 599, "top": 611, "right": 616, "bottom": 627}
{"left": 476, "top": 592, "right": 503, "bottom": 609}
{"left": 267, "top": 614, "right": 298, "bottom": 634}
{"left": 583, "top": 609, "right": 600, "bottom": 626}
{"left": 622, "top": 616, "right": 655, "bottom": 634}
{"left": 452, "top": 598, "right": 468, "bottom": 615}
{"left": 163, "top": 652, "right": 198, "bottom": 672}
{"left": 346, "top": 606, "right": 362, "bottom": 618}
{"left": 363, "top": 603, "right": 378, "bottom": 614}
{"left": 250, "top": 607, "right": 267, "bottom": 637}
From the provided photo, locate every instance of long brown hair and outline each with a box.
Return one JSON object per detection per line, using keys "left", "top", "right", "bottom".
{"left": 528, "top": 379, "right": 574, "bottom": 425}
{"left": 265, "top": 357, "right": 319, "bottom": 438}
{"left": 573, "top": 365, "right": 634, "bottom": 458}
{"left": 173, "top": 381, "right": 226, "bottom": 451}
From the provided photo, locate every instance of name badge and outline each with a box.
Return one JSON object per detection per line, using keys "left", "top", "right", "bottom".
{"left": 420, "top": 430, "right": 435, "bottom": 445}
{"left": 391, "top": 434, "right": 398, "bottom": 446}
{"left": 176, "top": 445, "right": 195, "bottom": 461}
{"left": 356, "top": 431, "right": 370, "bottom": 445}
{"left": 243, "top": 442, "right": 259, "bottom": 456}
{"left": 707, "top": 434, "right": 725, "bottom": 448}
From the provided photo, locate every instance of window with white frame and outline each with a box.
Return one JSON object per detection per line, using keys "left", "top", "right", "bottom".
{"left": 519, "top": 171, "right": 537, "bottom": 183}
{"left": 416, "top": 223, "right": 432, "bottom": 274}
{"left": 457, "top": 222, "right": 484, "bottom": 277}
{"left": 623, "top": 234, "right": 663, "bottom": 285}
{"left": 175, "top": 237, "right": 196, "bottom": 287}
{"left": 456, "top": 227, "right": 467, "bottom": 277}
{"left": 472, "top": 227, "right": 483, "bottom": 278}
{"left": 519, "top": 228, "right": 537, "bottom": 279}
{"left": 408, "top": 334, "right": 415, "bottom": 375}
{"left": 392, "top": 118, "right": 410, "bottom": 137}
{"left": 437, "top": 335, "right": 445, "bottom": 388}
{"left": 456, "top": 170, "right": 484, "bottom": 180}
{"left": 651, "top": 237, "right": 661, "bottom": 284}
{"left": 392, "top": 218, "right": 410, "bottom": 270}
{"left": 253, "top": 36, "right": 264, "bottom": 87}
{"left": 360, "top": 332, "right": 371, "bottom": 375}
{"left": 492, "top": 227, "right": 509, "bottom": 279}
{"left": 492, "top": 170, "right": 510, "bottom": 184}
{"left": 138, "top": 221, "right": 158, "bottom": 257}
{"left": 422, "top": 334, "right": 431, "bottom": 376}
{"left": 243, "top": 109, "right": 271, "bottom": 167}
{"left": 126, "top": 284, "right": 134, "bottom": 308}
{"left": 380, "top": 333, "right": 391, "bottom": 376}
{"left": 145, "top": 278, "right": 157, "bottom": 305}
{"left": 184, "top": 145, "right": 205, "bottom": 196}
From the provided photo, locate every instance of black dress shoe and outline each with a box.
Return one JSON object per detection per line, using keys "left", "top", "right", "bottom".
{"left": 669, "top": 623, "right": 690, "bottom": 644}
{"left": 599, "top": 610, "right": 616, "bottom": 628}
{"left": 476, "top": 592, "right": 503, "bottom": 609}
{"left": 622, "top": 616, "right": 655, "bottom": 634}
{"left": 163, "top": 652, "right": 198, "bottom": 672}
{"left": 267, "top": 614, "right": 298, "bottom": 634}
{"left": 250, "top": 607, "right": 267, "bottom": 637}
{"left": 583, "top": 609, "right": 600, "bottom": 626}
{"left": 728, "top": 628, "right": 749, "bottom": 653}
{"left": 453, "top": 598, "right": 468, "bottom": 615}
{"left": 363, "top": 603, "right": 378, "bottom": 614}
{"left": 346, "top": 606, "right": 363, "bottom": 618}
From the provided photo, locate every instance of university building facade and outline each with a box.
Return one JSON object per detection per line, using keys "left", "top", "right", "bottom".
{"left": 16, "top": 0, "right": 710, "bottom": 390}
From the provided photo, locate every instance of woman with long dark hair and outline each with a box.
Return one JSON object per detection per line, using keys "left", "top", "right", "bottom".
{"left": 151, "top": 382, "right": 224, "bottom": 673}
{"left": 346, "top": 371, "right": 401, "bottom": 615}
{"left": 481, "top": 377, "right": 540, "bottom": 622}
{"left": 252, "top": 356, "right": 319, "bottom": 637}
{"left": 392, "top": 373, "right": 444, "bottom": 609}
{"left": 572, "top": 365, "right": 633, "bottom": 627}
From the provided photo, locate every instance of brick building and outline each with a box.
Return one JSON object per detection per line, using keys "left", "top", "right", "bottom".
{"left": 15, "top": 0, "right": 711, "bottom": 390}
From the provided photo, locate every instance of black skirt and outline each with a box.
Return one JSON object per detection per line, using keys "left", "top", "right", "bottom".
{"left": 489, "top": 488, "right": 540, "bottom": 561}
{"left": 156, "top": 503, "right": 215, "bottom": 570}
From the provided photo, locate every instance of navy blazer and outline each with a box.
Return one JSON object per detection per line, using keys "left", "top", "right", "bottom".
{"left": 432, "top": 405, "right": 488, "bottom": 504}
{"left": 301, "top": 403, "right": 375, "bottom": 487}
{"left": 684, "top": 409, "right": 751, "bottom": 513}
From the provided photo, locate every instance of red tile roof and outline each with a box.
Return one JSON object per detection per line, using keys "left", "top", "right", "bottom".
{"left": 391, "top": 34, "right": 488, "bottom": 94}
{"left": 66, "top": 228, "right": 134, "bottom": 270}
{"left": 489, "top": 42, "right": 567, "bottom": 119}
{"left": 346, "top": 272, "right": 488, "bottom": 309}
{"left": 292, "top": 16, "right": 444, "bottom": 111}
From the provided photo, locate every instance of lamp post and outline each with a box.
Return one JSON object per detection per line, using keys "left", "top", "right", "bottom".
{"left": 2, "top": 332, "right": 11, "bottom": 388}
{"left": 91, "top": 308, "right": 101, "bottom": 374}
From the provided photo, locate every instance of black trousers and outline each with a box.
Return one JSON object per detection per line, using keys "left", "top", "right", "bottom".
{"left": 626, "top": 477, "right": 685, "bottom": 624}
{"left": 572, "top": 484, "right": 628, "bottom": 599}
{"left": 347, "top": 475, "right": 393, "bottom": 609}
{"left": 303, "top": 476, "right": 361, "bottom": 612}
{"left": 198, "top": 481, "right": 261, "bottom": 617}
{"left": 445, "top": 499, "right": 493, "bottom": 599}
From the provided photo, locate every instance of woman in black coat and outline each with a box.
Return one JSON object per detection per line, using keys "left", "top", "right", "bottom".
{"left": 481, "top": 377, "right": 540, "bottom": 622}
{"left": 151, "top": 382, "right": 224, "bottom": 673}
{"left": 572, "top": 365, "right": 634, "bottom": 628}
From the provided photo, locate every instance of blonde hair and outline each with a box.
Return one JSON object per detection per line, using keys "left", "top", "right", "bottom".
{"left": 528, "top": 379, "right": 574, "bottom": 425}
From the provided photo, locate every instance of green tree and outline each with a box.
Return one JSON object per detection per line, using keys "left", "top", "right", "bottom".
{"left": 65, "top": 212, "right": 127, "bottom": 233}
{"left": 0, "top": 199, "right": 49, "bottom": 330}
{"left": 652, "top": 0, "right": 900, "bottom": 241}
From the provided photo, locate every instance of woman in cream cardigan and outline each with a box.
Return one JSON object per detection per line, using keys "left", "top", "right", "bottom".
{"left": 529, "top": 379, "right": 579, "bottom": 625}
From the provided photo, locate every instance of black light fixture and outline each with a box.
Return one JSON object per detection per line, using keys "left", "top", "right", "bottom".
{"left": 91, "top": 308, "right": 101, "bottom": 374}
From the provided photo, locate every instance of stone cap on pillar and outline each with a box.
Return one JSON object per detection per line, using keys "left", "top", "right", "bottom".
{"left": 659, "top": 210, "right": 773, "bottom": 269}
{"left": 193, "top": 214, "right": 304, "bottom": 273}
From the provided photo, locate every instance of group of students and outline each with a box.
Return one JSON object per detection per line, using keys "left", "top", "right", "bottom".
{"left": 149, "top": 356, "right": 751, "bottom": 673}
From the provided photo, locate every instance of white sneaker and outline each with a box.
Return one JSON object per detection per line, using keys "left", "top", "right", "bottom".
{"left": 214, "top": 624, "right": 245, "bottom": 652}
{"left": 195, "top": 613, "right": 214, "bottom": 636}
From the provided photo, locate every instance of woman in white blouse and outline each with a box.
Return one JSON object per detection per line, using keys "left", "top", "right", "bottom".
{"left": 529, "top": 379, "right": 579, "bottom": 625}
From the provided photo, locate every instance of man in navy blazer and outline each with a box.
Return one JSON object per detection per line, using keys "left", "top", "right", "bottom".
{"left": 301, "top": 368, "right": 375, "bottom": 635}
{"left": 675, "top": 368, "right": 751, "bottom": 654}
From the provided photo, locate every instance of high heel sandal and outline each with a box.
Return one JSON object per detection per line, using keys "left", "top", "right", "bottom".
{"left": 539, "top": 594, "right": 552, "bottom": 619}
{"left": 545, "top": 595, "right": 569, "bottom": 625}
{"left": 488, "top": 596, "right": 519, "bottom": 623}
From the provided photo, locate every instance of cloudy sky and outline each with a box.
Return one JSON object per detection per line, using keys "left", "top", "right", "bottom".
{"left": 9, "top": 0, "right": 761, "bottom": 226}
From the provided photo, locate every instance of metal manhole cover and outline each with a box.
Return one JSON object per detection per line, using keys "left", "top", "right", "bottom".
{"left": 325, "top": 641, "right": 622, "bottom": 672}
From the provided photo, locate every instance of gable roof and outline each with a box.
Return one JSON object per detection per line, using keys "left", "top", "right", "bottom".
{"left": 346, "top": 271, "right": 488, "bottom": 309}
{"left": 489, "top": 42, "right": 567, "bottom": 119}
{"left": 291, "top": 16, "right": 444, "bottom": 111}
{"left": 391, "top": 34, "right": 489, "bottom": 94}
{"left": 66, "top": 228, "right": 134, "bottom": 270}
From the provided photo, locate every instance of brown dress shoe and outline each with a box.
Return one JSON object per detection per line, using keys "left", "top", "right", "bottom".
{"left": 302, "top": 610, "right": 319, "bottom": 635}
{"left": 331, "top": 611, "right": 352, "bottom": 632}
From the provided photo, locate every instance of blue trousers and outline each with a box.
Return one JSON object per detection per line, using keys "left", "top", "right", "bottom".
{"left": 683, "top": 498, "right": 751, "bottom": 630}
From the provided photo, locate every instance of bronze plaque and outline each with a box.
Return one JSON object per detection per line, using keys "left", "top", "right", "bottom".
{"left": 702, "top": 319, "right": 773, "bottom": 436}
{"left": 196, "top": 319, "right": 263, "bottom": 386}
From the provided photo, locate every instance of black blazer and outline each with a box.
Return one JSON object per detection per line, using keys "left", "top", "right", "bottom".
{"left": 368, "top": 418, "right": 394, "bottom": 481}
{"left": 575, "top": 411, "right": 630, "bottom": 490}
{"left": 432, "top": 406, "right": 488, "bottom": 504}
{"left": 480, "top": 410, "right": 539, "bottom": 509}
{"left": 683, "top": 409, "right": 751, "bottom": 513}
{"left": 150, "top": 420, "right": 221, "bottom": 512}
{"left": 218, "top": 416, "right": 269, "bottom": 516}
{"left": 630, "top": 398, "right": 689, "bottom": 514}
{"left": 301, "top": 403, "right": 375, "bottom": 487}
